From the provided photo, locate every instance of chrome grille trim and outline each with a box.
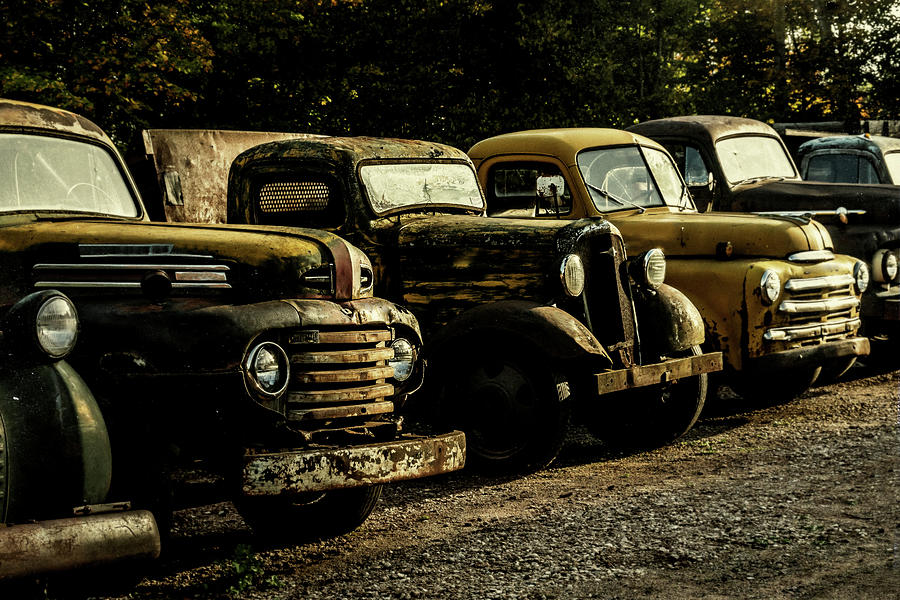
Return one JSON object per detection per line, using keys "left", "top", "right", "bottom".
{"left": 787, "top": 250, "right": 835, "bottom": 263}
{"left": 764, "top": 317, "right": 861, "bottom": 342}
{"left": 288, "top": 401, "right": 394, "bottom": 422}
{"left": 33, "top": 263, "right": 229, "bottom": 271}
{"left": 784, "top": 274, "right": 855, "bottom": 292}
{"left": 34, "top": 281, "right": 231, "bottom": 289}
{"left": 778, "top": 296, "right": 859, "bottom": 314}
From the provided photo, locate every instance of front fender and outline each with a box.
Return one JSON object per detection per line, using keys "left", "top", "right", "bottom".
{"left": 428, "top": 300, "right": 612, "bottom": 367}
{"left": 634, "top": 284, "right": 705, "bottom": 355}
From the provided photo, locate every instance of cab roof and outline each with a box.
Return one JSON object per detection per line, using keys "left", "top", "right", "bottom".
{"left": 467, "top": 128, "right": 666, "bottom": 165}
{"left": 233, "top": 135, "right": 472, "bottom": 168}
{"left": 798, "top": 134, "right": 900, "bottom": 157}
{"left": 626, "top": 115, "right": 780, "bottom": 144}
{"left": 0, "top": 98, "right": 111, "bottom": 144}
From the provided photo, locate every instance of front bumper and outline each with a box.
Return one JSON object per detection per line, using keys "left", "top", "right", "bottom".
{"left": 0, "top": 510, "right": 160, "bottom": 580}
{"left": 242, "top": 431, "right": 466, "bottom": 496}
{"left": 746, "top": 337, "right": 870, "bottom": 372}
{"left": 595, "top": 351, "right": 723, "bottom": 394}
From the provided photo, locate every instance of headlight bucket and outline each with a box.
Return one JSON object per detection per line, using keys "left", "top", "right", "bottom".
{"left": 760, "top": 269, "right": 781, "bottom": 305}
{"left": 872, "top": 249, "right": 898, "bottom": 283}
{"left": 1, "top": 290, "right": 79, "bottom": 362}
{"left": 854, "top": 261, "right": 870, "bottom": 293}
{"left": 629, "top": 248, "right": 666, "bottom": 290}
{"left": 244, "top": 341, "right": 290, "bottom": 398}
{"left": 559, "top": 254, "right": 585, "bottom": 297}
{"left": 389, "top": 338, "right": 416, "bottom": 382}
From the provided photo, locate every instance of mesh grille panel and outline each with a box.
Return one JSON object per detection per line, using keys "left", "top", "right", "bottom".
{"left": 259, "top": 181, "right": 330, "bottom": 213}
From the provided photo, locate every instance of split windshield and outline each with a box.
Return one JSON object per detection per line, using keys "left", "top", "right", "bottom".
{"left": 577, "top": 145, "right": 692, "bottom": 212}
{"left": 359, "top": 162, "right": 484, "bottom": 214}
{"left": 715, "top": 135, "right": 796, "bottom": 184}
{"left": 0, "top": 133, "right": 139, "bottom": 217}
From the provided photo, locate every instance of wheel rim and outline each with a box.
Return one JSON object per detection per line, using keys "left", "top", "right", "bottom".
{"left": 459, "top": 357, "right": 539, "bottom": 461}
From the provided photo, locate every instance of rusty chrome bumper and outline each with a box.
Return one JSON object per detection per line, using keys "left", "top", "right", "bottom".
{"left": 0, "top": 510, "right": 160, "bottom": 580}
{"left": 595, "top": 351, "right": 723, "bottom": 394}
{"left": 241, "top": 431, "right": 466, "bottom": 497}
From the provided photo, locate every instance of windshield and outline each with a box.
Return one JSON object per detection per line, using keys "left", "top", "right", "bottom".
{"left": 577, "top": 146, "right": 677, "bottom": 212}
{"left": 715, "top": 135, "right": 796, "bottom": 184}
{"left": 0, "top": 133, "right": 139, "bottom": 216}
{"left": 359, "top": 162, "right": 484, "bottom": 214}
{"left": 885, "top": 152, "right": 900, "bottom": 184}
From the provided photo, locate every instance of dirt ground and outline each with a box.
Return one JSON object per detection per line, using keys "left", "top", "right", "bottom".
{"left": 43, "top": 364, "right": 900, "bottom": 599}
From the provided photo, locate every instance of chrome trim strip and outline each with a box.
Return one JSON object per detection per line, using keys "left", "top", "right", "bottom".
{"left": 175, "top": 271, "right": 228, "bottom": 282}
{"left": 784, "top": 274, "right": 855, "bottom": 292}
{"left": 33, "top": 263, "right": 230, "bottom": 271}
{"left": 764, "top": 317, "right": 860, "bottom": 342}
{"left": 787, "top": 250, "right": 835, "bottom": 263}
{"left": 778, "top": 296, "right": 859, "bottom": 313}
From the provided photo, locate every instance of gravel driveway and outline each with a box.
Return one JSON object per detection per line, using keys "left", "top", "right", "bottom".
{"left": 38, "top": 366, "right": 900, "bottom": 599}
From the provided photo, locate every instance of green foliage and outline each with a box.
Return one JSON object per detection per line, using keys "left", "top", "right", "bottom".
{"left": 1, "top": 0, "right": 897, "bottom": 152}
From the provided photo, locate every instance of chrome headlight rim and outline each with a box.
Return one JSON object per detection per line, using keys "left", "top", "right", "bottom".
{"left": 244, "top": 341, "right": 290, "bottom": 398}
{"left": 642, "top": 248, "right": 666, "bottom": 290}
{"left": 35, "top": 294, "right": 79, "bottom": 359}
{"left": 559, "top": 253, "right": 585, "bottom": 297}
{"left": 854, "top": 261, "right": 870, "bottom": 293}
{"left": 760, "top": 269, "right": 781, "bottom": 305}
{"left": 872, "top": 249, "right": 898, "bottom": 283}
{"left": 389, "top": 337, "right": 416, "bottom": 383}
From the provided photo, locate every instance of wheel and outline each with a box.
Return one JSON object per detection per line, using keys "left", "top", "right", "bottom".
{"left": 434, "top": 347, "right": 570, "bottom": 472}
{"left": 236, "top": 485, "right": 382, "bottom": 543}
{"left": 587, "top": 345, "right": 707, "bottom": 447}
{"left": 732, "top": 366, "right": 821, "bottom": 404}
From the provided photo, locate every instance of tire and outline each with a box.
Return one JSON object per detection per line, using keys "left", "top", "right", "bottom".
{"left": 236, "top": 484, "right": 382, "bottom": 543}
{"left": 732, "top": 366, "right": 821, "bottom": 405}
{"left": 587, "top": 346, "right": 707, "bottom": 448}
{"left": 434, "top": 346, "right": 571, "bottom": 473}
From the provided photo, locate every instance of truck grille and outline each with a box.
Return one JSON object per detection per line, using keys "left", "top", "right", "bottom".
{"left": 283, "top": 327, "right": 396, "bottom": 428}
{"left": 765, "top": 274, "right": 860, "bottom": 343}
{"left": 582, "top": 235, "right": 636, "bottom": 367}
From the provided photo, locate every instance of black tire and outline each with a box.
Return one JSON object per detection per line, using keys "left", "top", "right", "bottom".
{"left": 587, "top": 346, "right": 707, "bottom": 448}
{"left": 434, "top": 347, "right": 571, "bottom": 473}
{"left": 733, "top": 365, "right": 821, "bottom": 404}
{"left": 236, "top": 484, "right": 382, "bottom": 543}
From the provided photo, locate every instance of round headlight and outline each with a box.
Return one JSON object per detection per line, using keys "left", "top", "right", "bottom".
{"left": 246, "top": 342, "right": 289, "bottom": 396}
{"left": 854, "top": 261, "right": 870, "bottom": 293}
{"left": 35, "top": 295, "right": 78, "bottom": 358}
{"left": 643, "top": 248, "right": 666, "bottom": 289}
{"left": 389, "top": 338, "right": 415, "bottom": 382}
{"left": 872, "top": 249, "right": 898, "bottom": 283}
{"left": 560, "top": 254, "right": 585, "bottom": 297}
{"left": 760, "top": 269, "right": 781, "bottom": 304}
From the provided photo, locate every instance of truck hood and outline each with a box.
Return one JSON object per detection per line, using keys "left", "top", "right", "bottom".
{"left": 732, "top": 180, "right": 900, "bottom": 224}
{"left": 609, "top": 210, "right": 832, "bottom": 258}
{"left": 0, "top": 219, "right": 370, "bottom": 303}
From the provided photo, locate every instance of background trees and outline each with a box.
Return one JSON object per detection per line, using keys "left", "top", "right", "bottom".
{"left": 1, "top": 0, "right": 896, "bottom": 152}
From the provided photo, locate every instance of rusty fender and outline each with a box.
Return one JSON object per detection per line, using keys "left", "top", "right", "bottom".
{"left": 0, "top": 510, "right": 160, "bottom": 580}
{"left": 242, "top": 431, "right": 466, "bottom": 496}
{"left": 634, "top": 284, "right": 706, "bottom": 354}
{"left": 596, "top": 351, "right": 723, "bottom": 395}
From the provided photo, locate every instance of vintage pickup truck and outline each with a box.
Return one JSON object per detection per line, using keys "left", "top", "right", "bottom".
{"left": 136, "top": 130, "right": 723, "bottom": 471}
{"left": 797, "top": 134, "right": 900, "bottom": 185}
{"left": 467, "top": 128, "right": 870, "bottom": 398}
{"left": 0, "top": 290, "right": 160, "bottom": 580}
{"left": 0, "top": 99, "right": 465, "bottom": 542}
{"left": 627, "top": 116, "right": 899, "bottom": 353}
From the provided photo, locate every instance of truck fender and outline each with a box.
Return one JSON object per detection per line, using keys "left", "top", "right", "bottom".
{"left": 427, "top": 300, "right": 613, "bottom": 366}
{"left": 0, "top": 362, "right": 111, "bottom": 523}
{"left": 634, "top": 284, "right": 705, "bottom": 355}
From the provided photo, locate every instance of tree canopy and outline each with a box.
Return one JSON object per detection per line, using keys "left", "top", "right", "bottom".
{"left": 1, "top": 0, "right": 897, "bottom": 152}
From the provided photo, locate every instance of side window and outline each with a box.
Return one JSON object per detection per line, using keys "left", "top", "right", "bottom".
{"left": 487, "top": 162, "right": 572, "bottom": 217}
{"left": 662, "top": 143, "right": 711, "bottom": 186}
{"left": 253, "top": 176, "right": 346, "bottom": 228}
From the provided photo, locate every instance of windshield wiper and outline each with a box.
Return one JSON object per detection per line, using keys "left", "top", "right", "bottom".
{"left": 738, "top": 175, "right": 786, "bottom": 186}
{"left": 585, "top": 181, "right": 645, "bottom": 213}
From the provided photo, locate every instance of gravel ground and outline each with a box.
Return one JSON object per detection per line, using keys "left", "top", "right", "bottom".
{"left": 39, "top": 365, "right": 900, "bottom": 599}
